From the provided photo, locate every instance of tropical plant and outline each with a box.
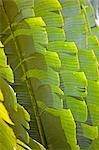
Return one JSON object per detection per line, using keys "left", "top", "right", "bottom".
{"left": 0, "top": 41, "right": 46, "bottom": 150}
{"left": 0, "top": 0, "right": 99, "bottom": 150}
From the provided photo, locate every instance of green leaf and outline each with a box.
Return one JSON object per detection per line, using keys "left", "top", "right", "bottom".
{"left": 2, "top": 0, "right": 34, "bottom": 22}
{"left": 0, "top": 118, "right": 16, "bottom": 150}
{"left": 38, "top": 102, "right": 78, "bottom": 150}
{"left": 46, "top": 27, "right": 66, "bottom": 42}
{"left": 85, "top": 4, "right": 96, "bottom": 27}
{"left": 64, "top": 14, "right": 88, "bottom": 49}
{"left": 0, "top": 42, "right": 7, "bottom": 67}
{"left": 61, "top": 70, "right": 87, "bottom": 98}
{"left": 78, "top": 50, "right": 99, "bottom": 81}
{"left": 92, "top": 27, "right": 99, "bottom": 40}
{"left": 60, "top": 0, "right": 81, "bottom": 17}
{"left": 66, "top": 96, "right": 87, "bottom": 122}
{"left": 17, "top": 139, "right": 32, "bottom": 150}
{"left": 0, "top": 89, "right": 4, "bottom": 101}
{"left": 87, "top": 36, "right": 99, "bottom": 63}
{"left": 0, "top": 42, "right": 14, "bottom": 83}
{"left": 44, "top": 51, "right": 61, "bottom": 71}
{"left": 23, "top": 67, "right": 59, "bottom": 86}
{"left": 0, "top": 77, "right": 30, "bottom": 144}
{"left": 47, "top": 41, "right": 80, "bottom": 71}
{"left": 87, "top": 80, "right": 99, "bottom": 106}
{"left": 81, "top": 123, "right": 98, "bottom": 140}
{"left": 29, "top": 138, "right": 46, "bottom": 150}
{"left": 34, "top": 0, "right": 62, "bottom": 14}
{"left": 35, "top": 84, "right": 63, "bottom": 109}
{"left": 35, "top": 11, "right": 64, "bottom": 27}
{"left": 0, "top": 102, "right": 14, "bottom": 125}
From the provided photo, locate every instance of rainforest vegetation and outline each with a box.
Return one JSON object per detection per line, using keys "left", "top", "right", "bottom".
{"left": 0, "top": 0, "right": 99, "bottom": 149}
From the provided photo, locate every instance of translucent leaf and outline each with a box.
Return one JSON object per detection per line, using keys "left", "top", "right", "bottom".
{"left": 61, "top": 70, "right": 87, "bottom": 97}
{"left": 0, "top": 102, "right": 14, "bottom": 125}
{"left": 46, "top": 27, "right": 66, "bottom": 42}
{"left": 0, "top": 78, "right": 30, "bottom": 144}
{"left": 81, "top": 123, "right": 98, "bottom": 140}
{"left": 0, "top": 118, "right": 16, "bottom": 150}
{"left": 0, "top": 89, "right": 4, "bottom": 101}
{"left": 22, "top": 68, "right": 60, "bottom": 87}
{"left": 35, "top": 11, "right": 64, "bottom": 27}
{"left": 34, "top": 0, "right": 62, "bottom": 14}
{"left": 47, "top": 41, "right": 80, "bottom": 71}
{"left": 66, "top": 96, "right": 87, "bottom": 122}
{"left": 87, "top": 36, "right": 99, "bottom": 63}
{"left": 0, "top": 42, "right": 7, "bottom": 67}
{"left": 44, "top": 51, "right": 61, "bottom": 71}
{"left": 0, "top": 42, "right": 14, "bottom": 83}
{"left": 78, "top": 50, "right": 99, "bottom": 81}
{"left": 0, "top": 65, "right": 14, "bottom": 83}
{"left": 25, "top": 17, "right": 46, "bottom": 27}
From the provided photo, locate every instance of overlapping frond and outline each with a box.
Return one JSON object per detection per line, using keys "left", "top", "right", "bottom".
{"left": 35, "top": 0, "right": 99, "bottom": 149}
{"left": 0, "top": 0, "right": 99, "bottom": 149}
{"left": 0, "top": 0, "right": 78, "bottom": 149}
{"left": 0, "top": 41, "right": 33, "bottom": 149}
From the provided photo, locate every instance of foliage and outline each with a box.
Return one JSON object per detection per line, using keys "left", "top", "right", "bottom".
{"left": 0, "top": 0, "right": 99, "bottom": 150}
